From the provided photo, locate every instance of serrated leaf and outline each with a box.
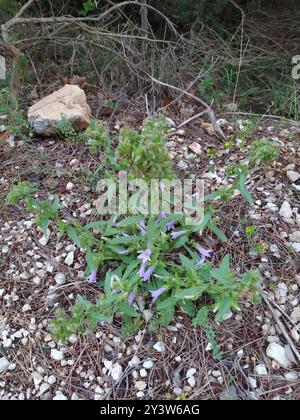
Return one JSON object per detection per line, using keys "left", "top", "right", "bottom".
{"left": 179, "top": 253, "right": 194, "bottom": 270}
{"left": 215, "top": 296, "right": 232, "bottom": 322}
{"left": 117, "top": 302, "right": 140, "bottom": 317}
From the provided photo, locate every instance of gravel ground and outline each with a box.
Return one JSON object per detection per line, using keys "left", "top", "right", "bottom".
{"left": 0, "top": 110, "right": 300, "bottom": 400}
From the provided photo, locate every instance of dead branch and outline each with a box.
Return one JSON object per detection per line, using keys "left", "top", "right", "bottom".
{"left": 1, "top": 0, "right": 179, "bottom": 98}
{"left": 148, "top": 75, "right": 226, "bottom": 140}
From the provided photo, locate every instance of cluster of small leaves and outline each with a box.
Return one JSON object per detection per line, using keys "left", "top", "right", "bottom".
{"left": 249, "top": 138, "right": 279, "bottom": 165}
{"left": 117, "top": 116, "right": 174, "bottom": 181}
{"left": 54, "top": 116, "right": 83, "bottom": 142}
{"left": 0, "top": 88, "right": 30, "bottom": 140}
{"left": 6, "top": 181, "right": 36, "bottom": 205}
{"left": 79, "top": 0, "right": 98, "bottom": 16}
{"left": 85, "top": 119, "right": 111, "bottom": 155}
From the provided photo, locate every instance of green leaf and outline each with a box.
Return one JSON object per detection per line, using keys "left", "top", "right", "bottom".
{"left": 239, "top": 173, "right": 254, "bottom": 206}
{"left": 174, "top": 285, "right": 206, "bottom": 300}
{"left": 85, "top": 221, "right": 106, "bottom": 230}
{"left": 180, "top": 299, "right": 196, "bottom": 316}
{"left": 108, "top": 235, "right": 140, "bottom": 244}
{"left": 204, "top": 191, "right": 221, "bottom": 201}
{"left": 174, "top": 235, "right": 189, "bottom": 249}
{"left": 211, "top": 254, "right": 231, "bottom": 285}
{"left": 117, "top": 302, "right": 140, "bottom": 317}
{"left": 65, "top": 224, "right": 81, "bottom": 247}
{"left": 156, "top": 296, "right": 177, "bottom": 311}
{"left": 215, "top": 296, "right": 232, "bottom": 322}
{"left": 116, "top": 216, "right": 144, "bottom": 227}
{"left": 179, "top": 253, "right": 194, "bottom": 270}
{"left": 191, "top": 211, "right": 213, "bottom": 233}
{"left": 192, "top": 306, "right": 210, "bottom": 326}
{"left": 209, "top": 223, "right": 228, "bottom": 242}
{"left": 122, "top": 260, "right": 139, "bottom": 280}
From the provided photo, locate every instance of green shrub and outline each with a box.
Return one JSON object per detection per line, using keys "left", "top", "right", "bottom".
{"left": 117, "top": 116, "right": 174, "bottom": 181}
{"left": 85, "top": 119, "right": 111, "bottom": 155}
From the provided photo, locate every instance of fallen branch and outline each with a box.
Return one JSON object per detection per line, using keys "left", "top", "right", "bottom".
{"left": 148, "top": 75, "right": 226, "bottom": 140}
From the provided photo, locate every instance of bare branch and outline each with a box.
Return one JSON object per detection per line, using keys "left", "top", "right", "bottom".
{"left": 148, "top": 75, "right": 226, "bottom": 140}
{"left": 5, "top": 1, "right": 178, "bottom": 37}
{"left": 14, "top": 0, "right": 36, "bottom": 19}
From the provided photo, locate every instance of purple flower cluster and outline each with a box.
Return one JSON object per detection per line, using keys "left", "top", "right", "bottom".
{"left": 137, "top": 248, "right": 155, "bottom": 282}
{"left": 86, "top": 268, "right": 97, "bottom": 284}
{"left": 195, "top": 245, "right": 213, "bottom": 268}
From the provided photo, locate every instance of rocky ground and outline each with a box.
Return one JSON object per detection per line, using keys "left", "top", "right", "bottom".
{"left": 0, "top": 105, "right": 300, "bottom": 400}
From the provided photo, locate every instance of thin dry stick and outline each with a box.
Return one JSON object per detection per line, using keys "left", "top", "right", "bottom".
{"left": 178, "top": 111, "right": 206, "bottom": 128}
{"left": 263, "top": 294, "right": 300, "bottom": 365}
{"left": 149, "top": 75, "right": 226, "bottom": 140}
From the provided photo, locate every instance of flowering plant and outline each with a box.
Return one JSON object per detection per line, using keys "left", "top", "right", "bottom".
{"left": 46, "top": 212, "right": 261, "bottom": 358}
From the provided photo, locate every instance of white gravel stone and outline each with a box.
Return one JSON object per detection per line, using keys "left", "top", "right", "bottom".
{"left": 103, "top": 359, "right": 113, "bottom": 369}
{"left": 66, "top": 182, "right": 75, "bottom": 191}
{"left": 130, "top": 356, "right": 140, "bottom": 367}
{"left": 153, "top": 341, "right": 165, "bottom": 352}
{"left": 136, "top": 391, "right": 145, "bottom": 398}
{"left": 143, "top": 360, "right": 154, "bottom": 370}
{"left": 135, "top": 381, "right": 147, "bottom": 391}
{"left": 68, "top": 334, "right": 77, "bottom": 344}
{"left": 50, "top": 349, "right": 64, "bottom": 362}
{"left": 54, "top": 272, "right": 66, "bottom": 286}
{"left": 285, "top": 372, "right": 298, "bottom": 382}
{"left": 291, "top": 307, "right": 300, "bottom": 324}
{"left": 287, "top": 171, "right": 300, "bottom": 183}
{"left": 277, "top": 282, "right": 288, "bottom": 298}
{"left": 186, "top": 368, "right": 197, "bottom": 378}
{"left": 289, "top": 231, "right": 300, "bottom": 242}
{"left": 187, "top": 376, "right": 196, "bottom": 387}
{"left": 48, "top": 375, "right": 57, "bottom": 385}
{"left": 173, "top": 387, "right": 183, "bottom": 396}
{"left": 111, "top": 363, "right": 123, "bottom": 382}
{"left": 39, "top": 229, "right": 50, "bottom": 246}
{"left": 266, "top": 202, "right": 279, "bottom": 213}
{"left": 53, "top": 392, "right": 68, "bottom": 400}
{"left": 37, "top": 383, "right": 50, "bottom": 396}
{"left": 291, "top": 243, "right": 300, "bottom": 253}
{"left": 248, "top": 377, "right": 257, "bottom": 389}
{"left": 255, "top": 364, "right": 268, "bottom": 376}
{"left": 291, "top": 328, "right": 300, "bottom": 343}
{"left": 139, "top": 368, "right": 148, "bottom": 378}
{"left": 22, "top": 304, "right": 31, "bottom": 312}
{"left": 177, "top": 160, "right": 188, "bottom": 170}
{"left": 0, "top": 357, "right": 10, "bottom": 373}
{"left": 279, "top": 201, "right": 293, "bottom": 219}
{"left": 64, "top": 251, "right": 74, "bottom": 267}
{"left": 266, "top": 343, "right": 290, "bottom": 368}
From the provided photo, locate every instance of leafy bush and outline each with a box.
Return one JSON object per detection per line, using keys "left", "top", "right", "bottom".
{"left": 249, "top": 139, "right": 279, "bottom": 165}
{"left": 85, "top": 119, "right": 111, "bottom": 155}
{"left": 117, "top": 116, "right": 174, "bottom": 181}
